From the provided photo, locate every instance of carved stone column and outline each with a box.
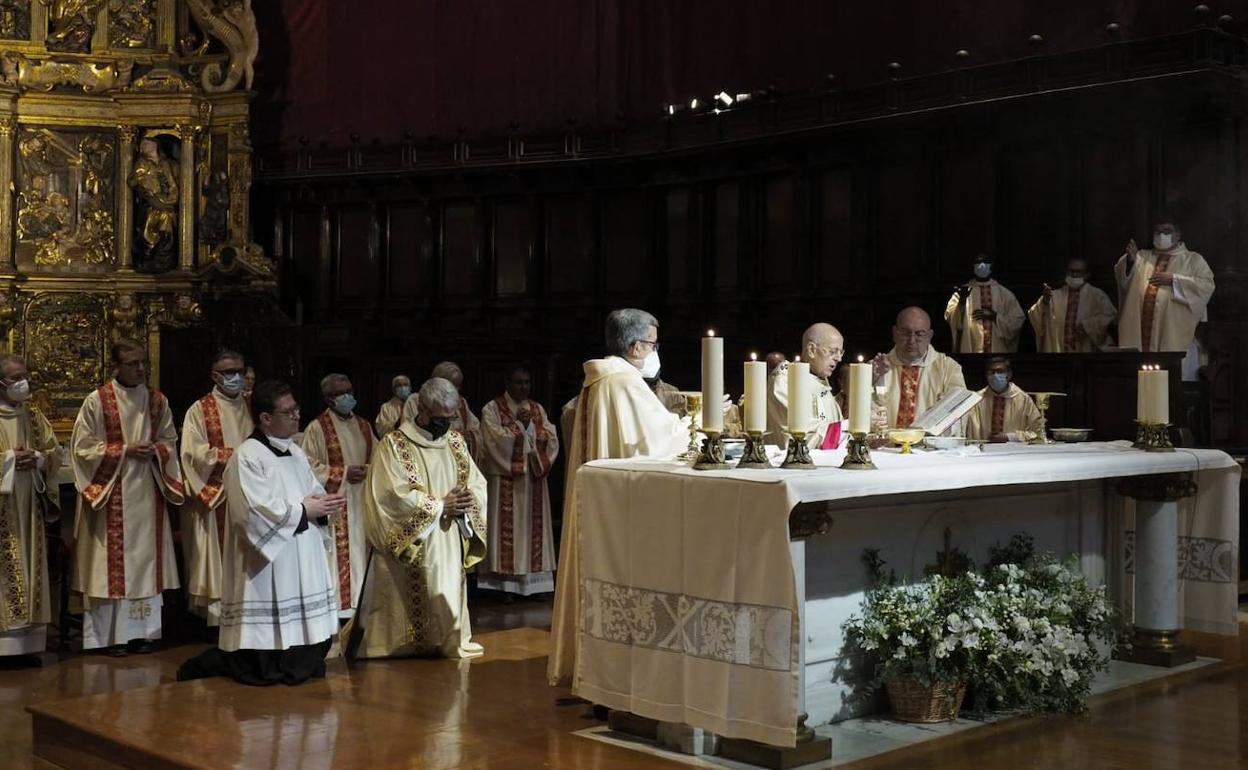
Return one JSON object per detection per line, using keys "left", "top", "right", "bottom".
{"left": 0, "top": 116, "right": 15, "bottom": 271}
{"left": 178, "top": 125, "right": 198, "bottom": 271}
{"left": 116, "top": 124, "right": 137, "bottom": 270}
{"left": 1115, "top": 473, "right": 1198, "bottom": 667}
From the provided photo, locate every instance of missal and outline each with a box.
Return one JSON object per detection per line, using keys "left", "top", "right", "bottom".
{"left": 912, "top": 388, "right": 982, "bottom": 435}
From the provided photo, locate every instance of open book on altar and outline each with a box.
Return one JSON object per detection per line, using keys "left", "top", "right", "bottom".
{"left": 911, "top": 388, "right": 982, "bottom": 435}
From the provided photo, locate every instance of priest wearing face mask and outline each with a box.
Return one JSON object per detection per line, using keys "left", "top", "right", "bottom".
{"left": 766, "top": 323, "right": 846, "bottom": 449}
{"left": 944, "top": 254, "right": 1025, "bottom": 353}
{"left": 1115, "top": 220, "right": 1216, "bottom": 358}
{"left": 299, "top": 374, "right": 375, "bottom": 620}
{"left": 0, "top": 354, "right": 61, "bottom": 660}
{"left": 1028, "top": 259, "right": 1117, "bottom": 353}
{"left": 357, "top": 377, "right": 488, "bottom": 659}
{"left": 548, "top": 308, "right": 688, "bottom": 687}
{"left": 404, "top": 362, "right": 482, "bottom": 463}
{"left": 179, "top": 349, "right": 254, "bottom": 628}
{"left": 374, "top": 375, "right": 411, "bottom": 437}
{"left": 964, "top": 357, "right": 1044, "bottom": 443}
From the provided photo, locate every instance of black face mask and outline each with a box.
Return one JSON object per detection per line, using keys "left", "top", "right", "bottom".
{"left": 425, "top": 415, "right": 452, "bottom": 440}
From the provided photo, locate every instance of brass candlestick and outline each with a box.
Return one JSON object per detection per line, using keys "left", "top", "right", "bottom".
{"left": 839, "top": 431, "right": 877, "bottom": 470}
{"left": 1133, "top": 421, "right": 1175, "bottom": 452}
{"left": 781, "top": 431, "right": 816, "bottom": 469}
{"left": 694, "top": 430, "right": 731, "bottom": 470}
{"left": 737, "top": 430, "right": 772, "bottom": 469}
{"left": 1027, "top": 391, "right": 1065, "bottom": 445}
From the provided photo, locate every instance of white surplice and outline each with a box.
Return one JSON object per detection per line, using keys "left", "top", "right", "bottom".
{"left": 1028, "top": 284, "right": 1117, "bottom": 352}
{"left": 0, "top": 403, "right": 60, "bottom": 656}
{"left": 963, "top": 384, "right": 1044, "bottom": 441}
{"left": 548, "top": 355, "right": 687, "bottom": 686}
{"left": 479, "top": 394, "right": 559, "bottom": 596}
{"left": 1115, "top": 244, "right": 1216, "bottom": 353}
{"left": 300, "top": 410, "right": 375, "bottom": 618}
{"left": 944, "top": 279, "right": 1026, "bottom": 353}
{"left": 218, "top": 434, "right": 338, "bottom": 652}
{"left": 872, "top": 347, "right": 967, "bottom": 431}
{"left": 359, "top": 424, "right": 487, "bottom": 659}
{"left": 765, "top": 362, "right": 844, "bottom": 449}
{"left": 70, "top": 381, "right": 184, "bottom": 649}
{"left": 180, "top": 388, "right": 253, "bottom": 626}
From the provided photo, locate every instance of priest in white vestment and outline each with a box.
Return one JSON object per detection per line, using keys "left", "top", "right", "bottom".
{"left": 548, "top": 308, "right": 688, "bottom": 686}
{"left": 71, "top": 339, "right": 184, "bottom": 654}
{"left": 766, "top": 323, "right": 846, "bottom": 449}
{"left": 479, "top": 365, "right": 560, "bottom": 597}
{"left": 358, "top": 377, "right": 488, "bottom": 659}
{"left": 178, "top": 380, "right": 345, "bottom": 685}
{"left": 872, "top": 307, "right": 967, "bottom": 431}
{"left": 1115, "top": 220, "right": 1216, "bottom": 359}
{"left": 300, "top": 373, "right": 375, "bottom": 619}
{"left": 964, "top": 357, "right": 1044, "bottom": 442}
{"left": 1028, "top": 259, "right": 1117, "bottom": 352}
{"left": 944, "top": 254, "right": 1025, "bottom": 353}
{"left": 403, "top": 361, "right": 482, "bottom": 462}
{"left": 180, "top": 349, "right": 253, "bottom": 627}
{"left": 374, "top": 374, "right": 411, "bottom": 437}
{"left": 0, "top": 354, "right": 61, "bottom": 659}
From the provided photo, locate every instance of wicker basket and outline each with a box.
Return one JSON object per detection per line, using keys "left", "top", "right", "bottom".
{"left": 884, "top": 675, "right": 967, "bottom": 722}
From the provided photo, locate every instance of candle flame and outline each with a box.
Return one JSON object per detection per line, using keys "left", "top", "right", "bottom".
{"left": 750, "top": 352, "right": 757, "bottom": 361}
{"left": 707, "top": 329, "right": 715, "bottom": 337}
{"left": 857, "top": 354, "right": 864, "bottom": 363}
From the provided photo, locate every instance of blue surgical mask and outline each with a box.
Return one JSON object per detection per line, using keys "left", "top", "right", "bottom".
{"left": 219, "top": 373, "right": 244, "bottom": 396}
{"left": 333, "top": 393, "right": 357, "bottom": 415}
{"left": 973, "top": 263, "right": 992, "bottom": 280}
{"left": 987, "top": 373, "right": 1010, "bottom": 393}
{"left": 395, "top": 385, "right": 412, "bottom": 399}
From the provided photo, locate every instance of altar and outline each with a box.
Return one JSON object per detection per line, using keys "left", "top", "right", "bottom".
{"left": 570, "top": 442, "right": 1240, "bottom": 753}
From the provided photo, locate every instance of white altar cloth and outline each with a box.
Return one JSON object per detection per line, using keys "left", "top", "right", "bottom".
{"left": 571, "top": 441, "right": 1239, "bottom": 748}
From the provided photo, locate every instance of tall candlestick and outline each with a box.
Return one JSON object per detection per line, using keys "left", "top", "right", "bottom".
{"left": 787, "top": 359, "right": 811, "bottom": 434}
{"left": 848, "top": 357, "right": 872, "bottom": 434}
{"left": 701, "top": 330, "right": 724, "bottom": 432}
{"left": 743, "top": 353, "right": 766, "bottom": 433}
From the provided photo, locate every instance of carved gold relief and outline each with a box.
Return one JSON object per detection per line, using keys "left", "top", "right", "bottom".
{"left": 185, "top": 0, "right": 257, "bottom": 92}
{"left": 16, "top": 127, "right": 116, "bottom": 267}
{"left": 108, "top": 0, "right": 156, "bottom": 48}
{"left": 0, "top": 53, "right": 134, "bottom": 93}
{"left": 128, "top": 133, "right": 179, "bottom": 271}
{"left": 21, "top": 292, "right": 109, "bottom": 423}
{"left": 111, "top": 292, "right": 139, "bottom": 340}
{"left": 0, "top": 0, "right": 31, "bottom": 40}
{"left": 41, "top": 0, "right": 108, "bottom": 53}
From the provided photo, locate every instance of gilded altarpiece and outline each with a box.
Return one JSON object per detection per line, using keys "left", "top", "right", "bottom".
{"left": 0, "top": 0, "right": 270, "bottom": 433}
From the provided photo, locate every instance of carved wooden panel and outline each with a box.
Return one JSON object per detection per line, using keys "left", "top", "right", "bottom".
{"left": 336, "top": 206, "right": 374, "bottom": 300}
{"left": 713, "top": 183, "right": 740, "bottom": 291}
{"left": 443, "top": 201, "right": 480, "bottom": 296}
{"left": 1080, "top": 131, "right": 1148, "bottom": 281}
{"left": 601, "top": 192, "right": 649, "bottom": 297}
{"left": 665, "top": 188, "right": 692, "bottom": 295}
{"left": 493, "top": 199, "right": 533, "bottom": 297}
{"left": 875, "top": 161, "right": 925, "bottom": 282}
{"left": 546, "top": 197, "right": 595, "bottom": 296}
{"left": 939, "top": 148, "right": 995, "bottom": 283}
{"left": 1003, "top": 141, "right": 1071, "bottom": 282}
{"left": 387, "top": 202, "right": 433, "bottom": 298}
{"left": 763, "top": 176, "right": 798, "bottom": 290}
{"left": 817, "top": 167, "right": 853, "bottom": 290}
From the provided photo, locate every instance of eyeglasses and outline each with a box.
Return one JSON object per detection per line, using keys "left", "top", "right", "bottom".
{"left": 811, "top": 344, "right": 844, "bottom": 358}
{"left": 895, "top": 329, "right": 932, "bottom": 341}
{"left": 272, "top": 406, "right": 301, "bottom": 418}
{"left": 213, "top": 367, "right": 245, "bottom": 376}
{"left": 635, "top": 339, "right": 660, "bottom": 351}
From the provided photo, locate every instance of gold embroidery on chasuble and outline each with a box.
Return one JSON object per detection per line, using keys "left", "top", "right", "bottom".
{"left": 1139, "top": 253, "right": 1172, "bottom": 353}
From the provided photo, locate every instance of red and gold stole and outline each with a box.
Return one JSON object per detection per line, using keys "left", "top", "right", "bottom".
{"left": 494, "top": 398, "right": 553, "bottom": 573}
{"left": 196, "top": 394, "right": 233, "bottom": 546}
{"left": 990, "top": 394, "right": 1008, "bottom": 436}
{"left": 896, "top": 367, "right": 923, "bottom": 428}
{"left": 1139, "top": 253, "right": 1172, "bottom": 353}
{"left": 977, "top": 283, "right": 995, "bottom": 353}
{"left": 1062, "top": 286, "right": 1082, "bottom": 352}
{"left": 315, "top": 411, "right": 375, "bottom": 609}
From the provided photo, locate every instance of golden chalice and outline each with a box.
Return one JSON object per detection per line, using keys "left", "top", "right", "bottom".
{"left": 679, "top": 391, "right": 703, "bottom": 459}
{"left": 887, "top": 428, "right": 926, "bottom": 455}
{"left": 1025, "top": 391, "right": 1066, "bottom": 445}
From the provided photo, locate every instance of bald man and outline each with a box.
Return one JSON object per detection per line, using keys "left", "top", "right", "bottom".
{"left": 766, "top": 323, "right": 846, "bottom": 449}
{"left": 872, "top": 307, "right": 966, "bottom": 430}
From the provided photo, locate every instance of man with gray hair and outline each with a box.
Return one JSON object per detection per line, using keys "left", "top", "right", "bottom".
{"left": 358, "top": 376, "right": 487, "bottom": 658}
{"left": 299, "top": 373, "right": 375, "bottom": 620}
{"left": 403, "top": 360, "right": 481, "bottom": 461}
{"left": 374, "top": 374, "right": 411, "bottom": 436}
{"left": 548, "top": 308, "right": 687, "bottom": 686}
{"left": 766, "top": 323, "right": 846, "bottom": 449}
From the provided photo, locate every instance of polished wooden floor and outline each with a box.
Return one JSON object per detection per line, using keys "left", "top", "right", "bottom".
{"left": 6, "top": 597, "right": 1248, "bottom": 770}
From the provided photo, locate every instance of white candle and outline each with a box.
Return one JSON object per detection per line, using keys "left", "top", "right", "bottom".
{"left": 848, "top": 357, "right": 872, "bottom": 434}
{"left": 701, "top": 330, "right": 724, "bottom": 432}
{"left": 743, "top": 353, "right": 766, "bottom": 433}
{"left": 787, "top": 358, "right": 811, "bottom": 434}
{"left": 1137, "top": 365, "right": 1168, "bottom": 424}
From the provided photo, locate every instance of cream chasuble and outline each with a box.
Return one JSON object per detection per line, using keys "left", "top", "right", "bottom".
{"left": 944, "top": 279, "right": 1026, "bottom": 353}
{"left": 180, "top": 388, "right": 253, "bottom": 625}
{"left": 300, "top": 410, "right": 375, "bottom": 618}
{"left": 71, "top": 381, "right": 184, "bottom": 648}
{"left": 1115, "top": 244, "right": 1215, "bottom": 353}
{"left": 0, "top": 404, "right": 60, "bottom": 656}
{"left": 1028, "top": 284, "right": 1117, "bottom": 352}
{"left": 404, "top": 393, "right": 482, "bottom": 461}
{"left": 218, "top": 434, "right": 338, "bottom": 651}
{"left": 374, "top": 397, "right": 406, "bottom": 437}
{"left": 358, "top": 425, "right": 487, "bottom": 659}
{"left": 479, "top": 394, "right": 560, "bottom": 596}
{"left": 651, "top": 378, "right": 685, "bottom": 414}
{"left": 765, "top": 362, "right": 843, "bottom": 449}
{"left": 548, "top": 356, "right": 687, "bottom": 686}
{"left": 963, "top": 384, "right": 1044, "bottom": 441}
{"left": 872, "top": 347, "right": 967, "bottom": 431}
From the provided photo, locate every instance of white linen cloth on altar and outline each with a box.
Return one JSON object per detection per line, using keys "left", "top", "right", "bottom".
{"left": 572, "top": 441, "right": 1239, "bottom": 748}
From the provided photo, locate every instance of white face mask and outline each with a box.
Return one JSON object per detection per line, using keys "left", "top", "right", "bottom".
{"left": 639, "top": 350, "right": 661, "bottom": 379}
{"left": 1065, "top": 276, "right": 1085, "bottom": 289}
{"left": 4, "top": 378, "right": 30, "bottom": 403}
{"left": 1153, "top": 233, "right": 1174, "bottom": 251}
{"left": 218, "top": 373, "right": 244, "bottom": 396}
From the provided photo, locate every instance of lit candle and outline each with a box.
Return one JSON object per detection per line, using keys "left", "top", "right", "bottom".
{"left": 848, "top": 355, "right": 872, "bottom": 434}
{"left": 743, "top": 352, "right": 767, "bottom": 433}
{"left": 701, "top": 330, "right": 724, "bottom": 432}
{"left": 787, "top": 356, "right": 811, "bottom": 434}
{"left": 1137, "top": 364, "right": 1168, "bottom": 424}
